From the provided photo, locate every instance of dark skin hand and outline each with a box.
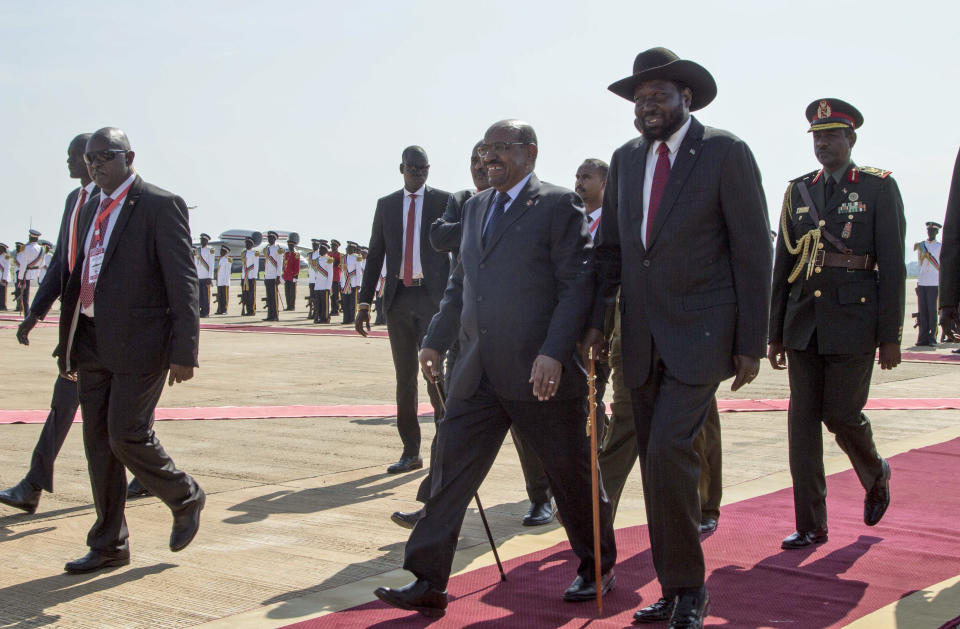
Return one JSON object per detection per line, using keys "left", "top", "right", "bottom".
{"left": 580, "top": 327, "right": 609, "bottom": 363}
{"left": 419, "top": 347, "right": 560, "bottom": 400}
{"left": 355, "top": 307, "right": 370, "bottom": 337}
{"left": 168, "top": 364, "right": 194, "bottom": 386}
{"left": 419, "top": 347, "right": 442, "bottom": 383}
{"left": 940, "top": 307, "right": 960, "bottom": 341}
{"left": 771, "top": 340, "right": 902, "bottom": 370}
{"left": 16, "top": 313, "right": 39, "bottom": 345}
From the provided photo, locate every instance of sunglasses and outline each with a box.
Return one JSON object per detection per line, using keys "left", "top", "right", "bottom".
{"left": 83, "top": 149, "right": 128, "bottom": 165}
{"left": 476, "top": 142, "right": 529, "bottom": 157}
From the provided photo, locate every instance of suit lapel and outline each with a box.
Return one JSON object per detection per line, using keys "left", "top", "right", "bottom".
{"left": 628, "top": 138, "right": 650, "bottom": 250}
{"left": 389, "top": 189, "right": 404, "bottom": 263}
{"left": 102, "top": 175, "right": 143, "bottom": 271}
{"left": 419, "top": 187, "right": 436, "bottom": 255}
{"left": 646, "top": 118, "right": 704, "bottom": 249}
{"left": 482, "top": 174, "right": 540, "bottom": 258}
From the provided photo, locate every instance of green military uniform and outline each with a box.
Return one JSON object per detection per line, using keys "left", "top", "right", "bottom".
{"left": 769, "top": 99, "right": 905, "bottom": 540}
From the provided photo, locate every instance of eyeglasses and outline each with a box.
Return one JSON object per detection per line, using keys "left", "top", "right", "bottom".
{"left": 83, "top": 149, "right": 128, "bottom": 165}
{"left": 476, "top": 142, "right": 530, "bottom": 157}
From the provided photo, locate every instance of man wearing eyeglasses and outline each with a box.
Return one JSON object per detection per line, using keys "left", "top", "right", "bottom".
{"left": 355, "top": 146, "right": 450, "bottom": 474}
{"left": 374, "top": 120, "right": 616, "bottom": 618}
{"left": 56, "top": 127, "right": 204, "bottom": 574}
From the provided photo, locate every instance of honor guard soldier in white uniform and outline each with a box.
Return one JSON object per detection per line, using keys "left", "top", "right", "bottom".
{"left": 194, "top": 233, "right": 215, "bottom": 317}
{"left": 262, "top": 230, "right": 282, "bottom": 321}
{"left": 39, "top": 243, "right": 53, "bottom": 285}
{"left": 241, "top": 236, "right": 258, "bottom": 316}
{"left": 215, "top": 244, "right": 231, "bottom": 314}
{"left": 914, "top": 221, "right": 942, "bottom": 345}
{"left": 329, "top": 239, "right": 343, "bottom": 315}
{"left": 16, "top": 230, "right": 44, "bottom": 318}
{"left": 306, "top": 239, "right": 320, "bottom": 318}
{"left": 314, "top": 240, "right": 333, "bottom": 323}
{"left": 342, "top": 241, "right": 360, "bottom": 324}
{"left": 0, "top": 243, "right": 10, "bottom": 310}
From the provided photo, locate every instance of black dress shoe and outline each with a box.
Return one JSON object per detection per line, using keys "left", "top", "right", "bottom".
{"left": 781, "top": 527, "right": 828, "bottom": 549}
{"left": 699, "top": 517, "right": 718, "bottom": 534}
{"left": 0, "top": 480, "right": 42, "bottom": 514}
{"left": 126, "top": 478, "right": 151, "bottom": 499}
{"left": 864, "top": 459, "right": 891, "bottom": 526}
{"left": 374, "top": 579, "right": 447, "bottom": 618}
{"left": 634, "top": 597, "right": 675, "bottom": 623}
{"left": 391, "top": 509, "right": 423, "bottom": 529}
{"left": 562, "top": 571, "right": 615, "bottom": 602}
{"left": 522, "top": 501, "right": 556, "bottom": 526}
{"left": 669, "top": 590, "right": 709, "bottom": 629}
{"left": 170, "top": 490, "right": 205, "bottom": 552}
{"left": 64, "top": 549, "right": 130, "bottom": 574}
{"left": 386, "top": 455, "right": 423, "bottom": 474}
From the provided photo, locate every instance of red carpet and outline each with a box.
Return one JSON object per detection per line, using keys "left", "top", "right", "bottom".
{"left": 284, "top": 437, "right": 960, "bottom": 628}
{"left": 3, "top": 398, "right": 960, "bottom": 426}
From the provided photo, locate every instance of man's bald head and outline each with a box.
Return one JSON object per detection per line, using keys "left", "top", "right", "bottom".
{"left": 480, "top": 120, "right": 539, "bottom": 192}
{"left": 486, "top": 119, "right": 538, "bottom": 147}
{"left": 85, "top": 127, "right": 135, "bottom": 194}
{"left": 400, "top": 145, "right": 430, "bottom": 192}
{"left": 88, "top": 127, "right": 132, "bottom": 151}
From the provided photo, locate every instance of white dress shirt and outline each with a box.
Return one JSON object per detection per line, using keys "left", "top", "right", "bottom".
{"left": 642, "top": 117, "right": 692, "bottom": 247}
{"left": 79, "top": 172, "right": 136, "bottom": 317}
{"left": 400, "top": 186, "right": 425, "bottom": 280}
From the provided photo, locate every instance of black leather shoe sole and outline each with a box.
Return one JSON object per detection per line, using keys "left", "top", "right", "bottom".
{"left": 0, "top": 495, "right": 38, "bottom": 514}
{"left": 65, "top": 555, "right": 130, "bottom": 574}
{"left": 374, "top": 587, "right": 446, "bottom": 618}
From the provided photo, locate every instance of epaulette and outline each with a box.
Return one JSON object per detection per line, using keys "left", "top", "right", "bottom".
{"left": 858, "top": 166, "right": 892, "bottom": 179}
{"left": 790, "top": 169, "right": 821, "bottom": 184}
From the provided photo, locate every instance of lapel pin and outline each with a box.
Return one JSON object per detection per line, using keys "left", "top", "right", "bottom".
{"left": 689, "top": 148, "right": 696, "bottom": 155}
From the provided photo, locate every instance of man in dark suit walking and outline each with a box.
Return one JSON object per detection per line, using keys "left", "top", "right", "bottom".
{"left": 583, "top": 49, "right": 771, "bottom": 628}
{"left": 374, "top": 120, "right": 616, "bottom": 618}
{"left": 768, "top": 99, "right": 903, "bottom": 551}
{"left": 57, "top": 127, "right": 205, "bottom": 574}
{"left": 355, "top": 146, "right": 449, "bottom": 473}
{"left": 1, "top": 134, "right": 98, "bottom": 514}
{"left": 388, "top": 141, "right": 553, "bottom": 530}
{"left": 941, "top": 147, "right": 960, "bottom": 344}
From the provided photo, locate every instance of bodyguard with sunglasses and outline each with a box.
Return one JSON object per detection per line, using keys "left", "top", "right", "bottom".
{"left": 57, "top": 128, "right": 205, "bottom": 573}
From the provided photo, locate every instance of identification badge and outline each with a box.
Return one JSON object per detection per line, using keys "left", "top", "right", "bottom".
{"left": 796, "top": 206, "right": 809, "bottom": 214}
{"left": 87, "top": 247, "right": 105, "bottom": 283}
{"left": 841, "top": 222, "right": 852, "bottom": 239}
{"left": 839, "top": 201, "right": 866, "bottom": 214}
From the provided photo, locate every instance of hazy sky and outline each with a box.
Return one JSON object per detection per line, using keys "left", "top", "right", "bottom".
{"left": 2, "top": 0, "right": 958, "bottom": 257}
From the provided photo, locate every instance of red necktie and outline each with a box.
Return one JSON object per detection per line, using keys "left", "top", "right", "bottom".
{"left": 68, "top": 189, "right": 87, "bottom": 273}
{"left": 79, "top": 197, "right": 111, "bottom": 309}
{"left": 646, "top": 142, "right": 671, "bottom": 243}
{"left": 402, "top": 194, "right": 416, "bottom": 286}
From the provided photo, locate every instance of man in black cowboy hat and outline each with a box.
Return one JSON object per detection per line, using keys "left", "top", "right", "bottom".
{"left": 914, "top": 221, "right": 942, "bottom": 345}
{"left": 940, "top": 148, "right": 960, "bottom": 347}
{"left": 769, "top": 99, "right": 904, "bottom": 555}
{"left": 583, "top": 47, "right": 771, "bottom": 628}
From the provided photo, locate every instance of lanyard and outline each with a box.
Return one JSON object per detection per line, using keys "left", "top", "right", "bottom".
{"left": 93, "top": 185, "right": 131, "bottom": 245}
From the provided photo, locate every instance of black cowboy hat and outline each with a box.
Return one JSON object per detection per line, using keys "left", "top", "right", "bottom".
{"left": 608, "top": 47, "right": 717, "bottom": 111}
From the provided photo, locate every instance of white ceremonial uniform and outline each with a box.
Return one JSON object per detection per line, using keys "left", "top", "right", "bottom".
{"left": 216, "top": 256, "right": 231, "bottom": 286}
{"left": 263, "top": 244, "right": 282, "bottom": 280}
{"left": 0, "top": 253, "right": 10, "bottom": 283}
{"left": 316, "top": 254, "right": 334, "bottom": 291}
{"left": 917, "top": 239, "right": 942, "bottom": 287}
{"left": 307, "top": 251, "right": 318, "bottom": 285}
{"left": 242, "top": 249, "right": 259, "bottom": 280}
{"left": 195, "top": 245, "right": 215, "bottom": 280}
{"left": 17, "top": 242, "right": 44, "bottom": 281}
{"left": 344, "top": 253, "right": 361, "bottom": 289}
{"left": 39, "top": 251, "right": 52, "bottom": 283}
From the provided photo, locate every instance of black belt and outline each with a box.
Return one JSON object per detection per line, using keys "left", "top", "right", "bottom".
{"left": 397, "top": 277, "right": 425, "bottom": 286}
{"left": 814, "top": 250, "right": 877, "bottom": 271}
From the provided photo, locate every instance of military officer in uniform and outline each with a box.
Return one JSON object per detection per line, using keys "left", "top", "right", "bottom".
{"left": 942, "top": 147, "right": 960, "bottom": 346}
{"left": 341, "top": 241, "right": 360, "bottom": 324}
{"left": 262, "top": 230, "right": 282, "bottom": 321}
{"left": 282, "top": 234, "right": 300, "bottom": 311}
{"left": 241, "top": 236, "right": 258, "bottom": 316}
{"left": 314, "top": 239, "right": 333, "bottom": 324}
{"left": 329, "top": 239, "right": 343, "bottom": 316}
{"left": 914, "top": 221, "right": 942, "bottom": 346}
{"left": 194, "top": 233, "right": 215, "bottom": 317}
{"left": 0, "top": 243, "right": 9, "bottom": 311}
{"left": 215, "top": 244, "right": 231, "bottom": 314}
{"left": 16, "top": 230, "right": 44, "bottom": 318}
{"left": 769, "top": 98, "right": 903, "bottom": 550}
{"left": 306, "top": 239, "right": 320, "bottom": 319}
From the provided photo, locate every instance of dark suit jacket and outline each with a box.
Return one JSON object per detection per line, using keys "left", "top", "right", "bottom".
{"left": 941, "top": 147, "right": 960, "bottom": 309}
{"left": 32, "top": 185, "right": 100, "bottom": 319}
{"left": 359, "top": 186, "right": 452, "bottom": 311}
{"left": 423, "top": 174, "right": 593, "bottom": 402}
{"left": 429, "top": 189, "right": 475, "bottom": 254}
{"left": 594, "top": 117, "right": 772, "bottom": 388}
{"left": 769, "top": 163, "right": 905, "bottom": 354}
{"left": 58, "top": 175, "right": 199, "bottom": 374}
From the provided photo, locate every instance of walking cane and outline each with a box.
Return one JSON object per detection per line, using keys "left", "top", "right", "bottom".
{"left": 427, "top": 360, "right": 507, "bottom": 582}
{"left": 587, "top": 349, "right": 603, "bottom": 614}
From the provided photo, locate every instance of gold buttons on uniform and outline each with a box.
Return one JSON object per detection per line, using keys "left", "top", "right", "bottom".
{"left": 819, "top": 220, "right": 825, "bottom": 226}
{"left": 860, "top": 297, "right": 866, "bottom": 303}
{"left": 848, "top": 214, "right": 854, "bottom": 220}
{"left": 817, "top": 242, "right": 824, "bottom": 249}
{"left": 814, "top": 290, "right": 822, "bottom": 297}
{"left": 814, "top": 267, "right": 822, "bottom": 273}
